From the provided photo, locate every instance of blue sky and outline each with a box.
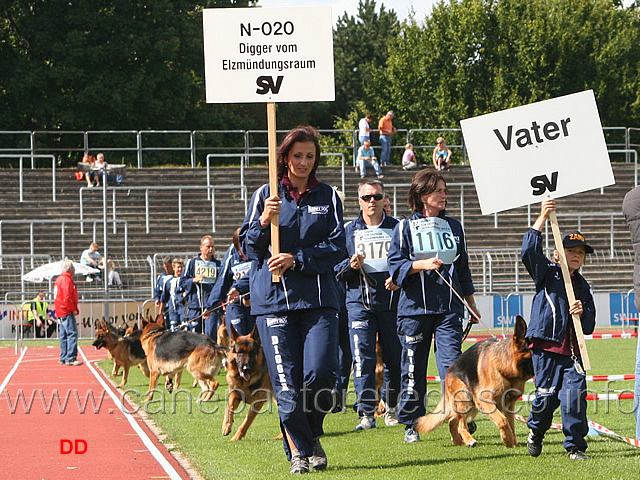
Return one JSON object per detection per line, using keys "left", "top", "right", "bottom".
{"left": 256, "top": 0, "right": 440, "bottom": 23}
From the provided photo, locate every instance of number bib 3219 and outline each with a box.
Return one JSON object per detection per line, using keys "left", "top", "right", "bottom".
{"left": 354, "top": 228, "right": 393, "bottom": 273}
{"left": 409, "top": 217, "right": 457, "bottom": 265}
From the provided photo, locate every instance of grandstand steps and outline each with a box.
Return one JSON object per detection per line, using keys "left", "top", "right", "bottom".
{"left": 0, "top": 162, "right": 636, "bottom": 295}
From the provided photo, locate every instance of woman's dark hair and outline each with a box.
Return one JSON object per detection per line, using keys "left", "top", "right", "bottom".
{"left": 232, "top": 227, "right": 242, "bottom": 254}
{"left": 407, "top": 169, "right": 447, "bottom": 212}
{"left": 277, "top": 125, "right": 321, "bottom": 179}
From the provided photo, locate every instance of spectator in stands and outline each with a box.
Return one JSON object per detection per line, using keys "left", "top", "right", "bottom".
{"left": 240, "top": 125, "right": 346, "bottom": 474}
{"left": 26, "top": 291, "right": 56, "bottom": 338}
{"left": 108, "top": 261, "right": 123, "bottom": 288}
{"left": 54, "top": 260, "right": 82, "bottom": 366}
{"left": 83, "top": 152, "right": 98, "bottom": 187}
{"left": 402, "top": 143, "right": 418, "bottom": 171}
{"left": 160, "top": 258, "right": 186, "bottom": 332}
{"left": 377, "top": 111, "right": 397, "bottom": 166}
{"left": 621, "top": 187, "right": 640, "bottom": 440}
{"left": 357, "top": 140, "right": 383, "bottom": 179}
{"left": 93, "top": 153, "right": 109, "bottom": 187}
{"left": 523, "top": 198, "right": 595, "bottom": 460}
{"left": 388, "top": 168, "right": 480, "bottom": 444}
{"left": 80, "top": 242, "right": 108, "bottom": 282}
{"left": 432, "top": 137, "right": 452, "bottom": 171}
{"left": 358, "top": 113, "right": 375, "bottom": 145}
{"left": 154, "top": 257, "right": 174, "bottom": 319}
{"left": 179, "top": 235, "right": 222, "bottom": 336}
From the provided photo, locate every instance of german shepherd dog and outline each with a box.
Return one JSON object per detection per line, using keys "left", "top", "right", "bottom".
{"left": 140, "top": 315, "right": 227, "bottom": 402}
{"left": 92, "top": 320, "right": 150, "bottom": 388}
{"left": 221, "top": 325, "right": 273, "bottom": 441}
{"left": 415, "top": 315, "right": 533, "bottom": 448}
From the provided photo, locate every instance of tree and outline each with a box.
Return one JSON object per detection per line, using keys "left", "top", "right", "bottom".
{"left": 0, "top": 0, "right": 258, "bottom": 131}
{"left": 360, "top": 0, "right": 640, "bottom": 131}
{"left": 332, "top": 0, "right": 400, "bottom": 120}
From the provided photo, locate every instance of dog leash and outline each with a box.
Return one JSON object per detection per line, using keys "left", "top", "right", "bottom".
{"left": 434, "top": 269, "right": 496, "bottom": 339}
{"left": 174, "top": 292, "right": 250, "bottom": 331}
{"left": 335, "top": 255, "right": 379, "bottom": 310}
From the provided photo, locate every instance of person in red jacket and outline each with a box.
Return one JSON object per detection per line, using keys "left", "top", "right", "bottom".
{"left": 54, "top": 260, "right": 83, "bottom": 366}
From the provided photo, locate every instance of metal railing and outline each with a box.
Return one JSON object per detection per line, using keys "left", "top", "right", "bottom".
{"left": 79, "top": 185, "right": 247, "bottom": 234}
{"left": 0, "top": 154, "right": 57, "bottom": 202}
{"left": 0, "top": 219, "right": 128, "bottom": 266}
{"left": 205, "top": 151, "right": 347, "bottom": 201}
{"left": 1, "top": 127, "right": 634, "bottom": 170}
{"left": 0, "top": 254, "right": 54, "bottom": 294}
{"left": 382, "top": 182, "right": 474, "bottom": 225}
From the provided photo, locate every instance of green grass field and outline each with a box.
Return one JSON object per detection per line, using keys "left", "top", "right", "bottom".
{"left": 88, "top": 338, "right": 639, "bottom": 479}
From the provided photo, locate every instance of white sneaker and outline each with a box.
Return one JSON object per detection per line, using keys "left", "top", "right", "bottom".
{"left": 86, "top": 276, "right": 93, "bottom": 282}
{"left": 355, "top": 415, "right": 376, "bottom": 431}
{"left": 385, "top": 407, "right": 399, "bottom": 426}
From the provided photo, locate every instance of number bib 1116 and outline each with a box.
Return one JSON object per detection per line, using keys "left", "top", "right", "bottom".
{"left": 409, "top": 217, "right": 457, "bottom": 264}
{"left": 354, "top": 228, "right": 393, "bottom": 273}
{"left": 231, "top": 261, "right": 251, "bottom": 282}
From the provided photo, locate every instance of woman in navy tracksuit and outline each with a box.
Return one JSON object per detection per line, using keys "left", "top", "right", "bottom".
{"left": 206, "top": 228, "right": 254, "bottom": 336}
{"left": 241, "top": 126, "right": 346, "bottom": 474}
{"left": 387, "top": 169, "right": 480, "bottom": 443}
{"left": 523, "top": 198, "right": 595, "bottom": 460}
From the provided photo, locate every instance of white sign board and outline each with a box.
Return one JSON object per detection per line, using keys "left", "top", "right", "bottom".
{"left": 461, "top": 90, "right": 614, "bottom": 215}
{"left": 203, "top": 7, "right": 334, "bottom": 103}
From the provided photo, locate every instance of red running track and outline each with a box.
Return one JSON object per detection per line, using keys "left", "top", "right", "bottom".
{"left": 0, "top": 345, "right": 193, "bottom": 479}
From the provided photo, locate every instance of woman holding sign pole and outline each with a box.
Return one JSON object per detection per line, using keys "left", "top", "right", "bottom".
{"left": 388, "top": 169, "right": 480, "bottom": 443}
{"left": 241, "top": 125, "right": 346, "bottom": 474}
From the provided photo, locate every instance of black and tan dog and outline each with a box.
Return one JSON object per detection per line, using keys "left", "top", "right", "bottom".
{"left": 221, "top": 325, "right": 273, "bottom": 441}
{"left": 414, "top": 315, "right": 534, "bottom": 448}
{"left": 140, "top": 315, "right": 227, "bottom": 402}
{"left": 92, "top": 319, "right": 150, "bottom": 387}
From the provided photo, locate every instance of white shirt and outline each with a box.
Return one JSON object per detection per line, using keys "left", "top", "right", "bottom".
{"left": 358, "top": 118, "right": 370, "bottom": 138}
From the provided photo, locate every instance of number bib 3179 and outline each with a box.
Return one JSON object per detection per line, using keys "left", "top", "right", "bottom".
{"left": 409, "top": 217, "right": 457, "bottom": 264}
{"left": 354, "top": 228, "right": 393, "bottom": 273}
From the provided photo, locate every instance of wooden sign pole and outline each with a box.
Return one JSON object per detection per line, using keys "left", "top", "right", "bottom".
{"left": 548, "top": 210, "right": 591, "bottom": 370}
{"left": 267, "top": 102, "right": 281, "bottom": 282}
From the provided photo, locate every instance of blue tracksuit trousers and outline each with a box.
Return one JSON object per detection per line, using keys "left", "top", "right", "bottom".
{"left": 396, "top": 312, "right": 463, "bottom": 425}
{"left": 256, "top": 308, "right": 338, "bottom": 460}
{"left": 527, "top": 349, "right": 589, "bottom": 452}
{"left": 348, "top": 307, "right": 401, "bottom": 416}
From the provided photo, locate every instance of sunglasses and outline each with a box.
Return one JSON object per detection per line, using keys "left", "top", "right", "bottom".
{"left": 360, "top": 193, "right": 384, "bottom": 202}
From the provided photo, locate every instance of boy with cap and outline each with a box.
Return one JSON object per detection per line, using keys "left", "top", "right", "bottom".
{"left": 522, "top": 198, "right": 595, "bottom": 460}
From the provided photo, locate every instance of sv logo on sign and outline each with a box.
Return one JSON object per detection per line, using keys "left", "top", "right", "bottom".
{"left": 256, "top": 75, "right": 284, "bottom": 95}
{"left": 531, "top": 171, "right": 558, "bottom": 196}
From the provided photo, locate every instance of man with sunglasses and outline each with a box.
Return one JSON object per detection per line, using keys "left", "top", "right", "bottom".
{"left": 335, "top": 180, "right": 401, "bottom": 431}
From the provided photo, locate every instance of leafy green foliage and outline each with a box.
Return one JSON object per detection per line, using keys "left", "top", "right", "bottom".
{"left": 0, "top": 0, "right": 259, "bottom": 130}
{"left": 357, "top": 0, "right": 640, "bottom": 131}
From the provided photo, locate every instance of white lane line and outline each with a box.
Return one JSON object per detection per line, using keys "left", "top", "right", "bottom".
{"left": 0, "top": 346, "right": 27, "bottom": 392}
{"left": 78, "top": 347, "right": 183, "bottom": 480}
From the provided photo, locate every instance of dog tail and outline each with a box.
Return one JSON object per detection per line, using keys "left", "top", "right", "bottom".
{"left": 414, "top": 397, "right": 449, "bottom": 434}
